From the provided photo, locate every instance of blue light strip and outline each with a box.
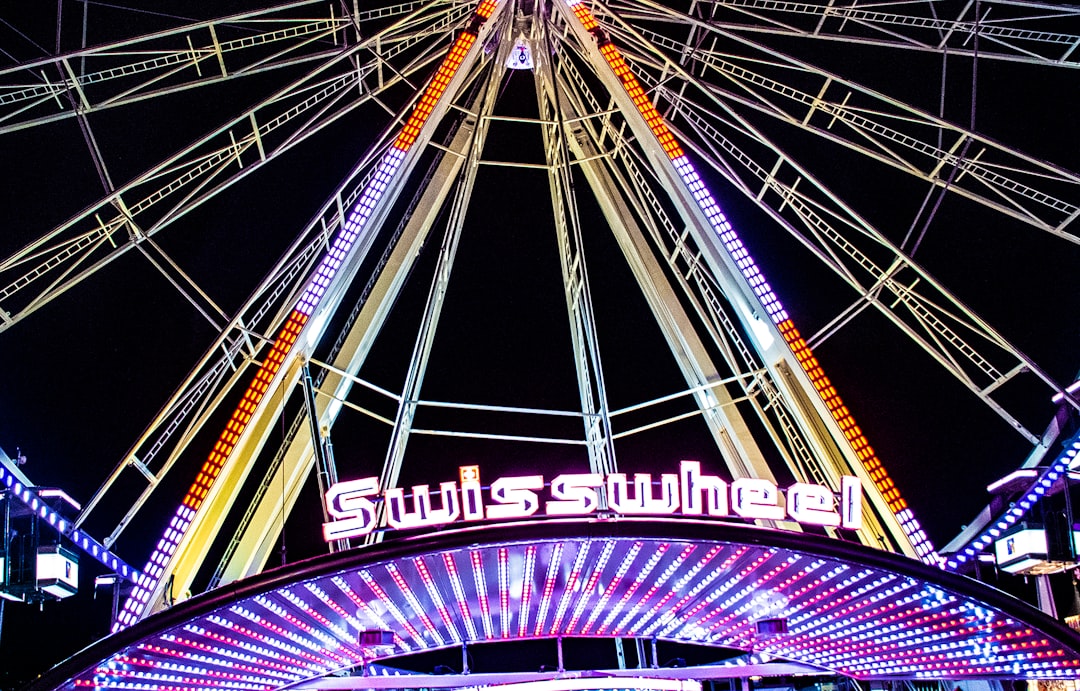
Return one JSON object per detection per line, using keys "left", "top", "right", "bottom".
{"left": 0, "top": 462, "right": 141, "bottom": 583}
{"left": 946, "top": 431, "right": 1080, "bottom": 570}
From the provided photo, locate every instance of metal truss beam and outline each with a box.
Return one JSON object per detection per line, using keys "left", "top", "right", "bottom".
{"left": 601, "top": 3, "right": 1080, "bottom": 244}
{"left": 614, "top": 0, "right": 1080, "bottom": 68}
{"left": 568, "top": 1, "right": 1076, "bottom": 444}
{"left": 0, "top": 1, "right": 348, "bottom": 134}
{"left": 209, "top": 112, "right": 476, "bottom": 583}
{"left": 0, "top": 0, "right": 474, "bottom": 333}
{"left": 535, "top": 19, "right": 619, "bottom": 479}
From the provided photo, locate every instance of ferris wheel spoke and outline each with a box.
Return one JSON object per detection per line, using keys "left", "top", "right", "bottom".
{"left": 0, "top": 1, "right": 354, "bottom": 135}
{"left": 77, "top": 87, "right": 445, "bottom": 540}
{"left": 656, "top": 85, "right": 1064, "bottom": 442}
{"left": 0, "top": 2, "right": 473, "bottom": 335}
{"left": 609, "top": 0, "right": 1080, "bottom": 68}
{"left": 604, "top": 20, "right": 1080, "bottom": 244}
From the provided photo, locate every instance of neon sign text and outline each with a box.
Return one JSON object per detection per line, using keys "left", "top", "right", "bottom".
{"left": 322, "top": 461, "right": 863, "bottom": 541}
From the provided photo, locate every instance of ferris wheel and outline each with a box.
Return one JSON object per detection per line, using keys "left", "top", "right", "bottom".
{"left": 1, "top": 0, "right": 1079, "bottom": 677}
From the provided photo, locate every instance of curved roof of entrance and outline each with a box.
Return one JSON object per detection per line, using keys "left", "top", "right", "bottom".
{"left": 33, "top": 519, "right": 1080, "bottom": 690}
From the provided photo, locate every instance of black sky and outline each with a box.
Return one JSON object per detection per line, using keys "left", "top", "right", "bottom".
{"left": 0, "top": 0, "right": 1079, "bottom": 687}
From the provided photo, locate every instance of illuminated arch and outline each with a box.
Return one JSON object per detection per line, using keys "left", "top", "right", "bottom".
{"left": 32, "top": 520, "right": 1080, "bottom": 690}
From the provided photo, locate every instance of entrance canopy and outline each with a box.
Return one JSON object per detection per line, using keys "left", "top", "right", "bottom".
{"left": 34, "top": 520, "right": 1080, "bottom": 690}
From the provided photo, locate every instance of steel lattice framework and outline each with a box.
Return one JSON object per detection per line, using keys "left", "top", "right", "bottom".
{"left": 1, "top": 0, "right": 1079, "bottom": 685}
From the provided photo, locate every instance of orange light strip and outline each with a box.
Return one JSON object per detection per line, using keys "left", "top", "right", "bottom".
{"left": 777, "top": 319, "right": 905, "bottom": 511}
{"left": 184, "top": 309, "right": 309, "bottom": 510}
{"left": 394, "top": 32, "right": 477, "bottom": 152}
{"left": 597, "top": 43, "right": 684, "bottom": 159}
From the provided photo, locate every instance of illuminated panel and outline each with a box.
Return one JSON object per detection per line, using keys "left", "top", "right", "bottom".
{"left": 182, "top": 624, "right": 314, "bottom": 674}
{"left": 653, "top": 544, "right": 732, "bottom": 637}
{"left": 605, "top": 543, "right": 670, "bottom": 635}
{"left": 118, "top": 0, "right": 500, "bottom": 629}
{"left": 626, "top": 544, "right": 697, "bottom": 635}
{"left": 133, "top": 640, "right": 299, "bottom": 683}
{"left": 359, "top": 569, "right": 426, "bottom": 648}
{"left": 297, "top": 584, "right": 368, "bottom": 663}
{"left": 548, "top": 542, "right": 593, "bottom": 635}
{"left": 692, "top": 552, "right": 799, "bottom": 643}
{"left": 229, "top": 604, "right": 350, "bottom": 666}
{"left": 648, "top": 545, "right": 751, "bottom": 640}
{"left": 0, "top": 467, "right": 139, "bottom": 582}
{"left": 565, "top": 0, "right": 934, "bottom": 563}
{"left": 948, "top": 434, "right": 1080, "bottom": 570}
{"left": 581, "top": 541, "right": 642, "bottom": 635}
{"left": 61, "top": 529, "right": 1080, "bottom": 689}
{"left": 276, "top": 587, "right": 357, "bottom": 654}
{"left": 329, "top": 576, "right": 411, "bottom": 653}
{"left": 692, "top": 550, "right": 780, "bottom": 638}
{"left": 565, "top": 540, "right": 616, "bottom": 634}
{"left": 205, "top": 614, "right": 333, "bottom": 671}
{"left": 385, "top": 563, "right": 445, "bottom": 646}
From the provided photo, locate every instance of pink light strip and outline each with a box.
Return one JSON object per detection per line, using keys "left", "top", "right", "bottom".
{"left": 549, "top": 542, "right": 593, "bottom": 635}
{"left": 607, "top": 543, "right": 671, "bottom": 635}
{"left": 565, "top": 540, "right": 616, "bottom": 634}
{"left": 625, "top": 544, "right": 697, "bottom": 635}
{"left": 445, "top": 553, "right": 479, "bottom": 641}
{"left": 581, "top": 541, "right": 642, "bottom": 635}
{"left": 329, "top": 577, "right": 411, "bottom": 653}
{"left": 359, "top": 570, "right": 426, "bottom": 648}
{"left": 533, "top": 543, "right": 563, "bottom": 637}
{"left": 416, "top": 556, "right": 463, "bottom": 643}
{"left": 483, "top": 548, "right": 499, "bottom": 639}
{"left": 386, "top": 563, "right": 445, "bottom": 646}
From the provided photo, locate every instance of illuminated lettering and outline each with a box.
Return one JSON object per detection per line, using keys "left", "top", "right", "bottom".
{"left": 787, "top": 482, "right": 840, "bottom": 527}
{"left": 322, "top": 477, "right": 379, "bottom": 541}
{"left": 731, "top": 478, "right": 785, "bottom": 521}
{"left": 385, "top": 482, "right": 460, "bottom": 529}
{"left": 487, "top": 475, "right": 544, "bottom": 519}
{"left": 679, "top": 461, "right": 728, "bottom": 516}
{"left": 607, "top": 473, "right": 679, "bottom": 514}
{"left": 546, "top": 473, "right": 602, "bottom": 515}
{"left": 841, "top": 475, "right": 862, "bottom": 530}
{"left": 319, "top": 465, "right": 865, "bottom": 541}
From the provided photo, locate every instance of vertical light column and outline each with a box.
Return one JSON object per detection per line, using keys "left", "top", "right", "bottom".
{"left": 116, "top": 0, "right": 502, "bottom": 630}
{"left": 564, "top": 0, "right": 934, "bottom": 563}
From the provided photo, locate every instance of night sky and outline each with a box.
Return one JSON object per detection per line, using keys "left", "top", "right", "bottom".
{"left": 1, "top": 1, "right": 1079, "bottom": 688}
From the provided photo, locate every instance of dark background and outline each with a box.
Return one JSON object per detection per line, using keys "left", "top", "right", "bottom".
{"left": 0, "top": 1, "right": 1078, "bottom": 688}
